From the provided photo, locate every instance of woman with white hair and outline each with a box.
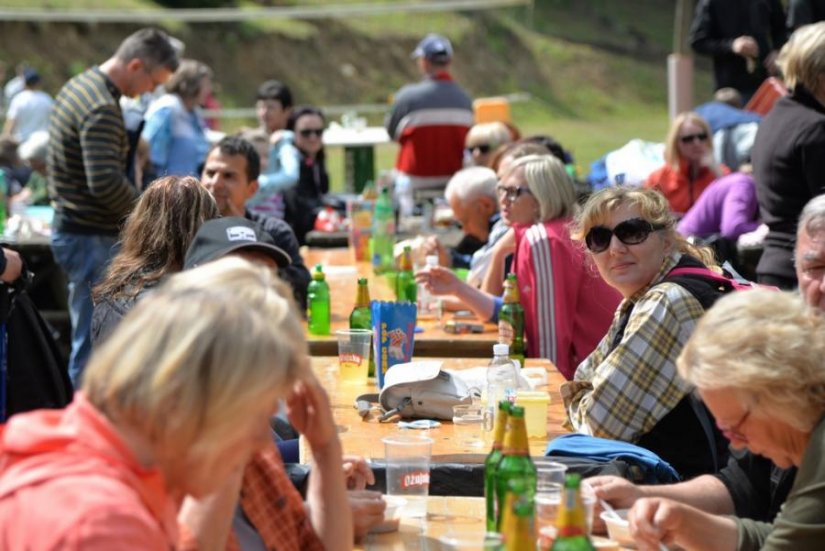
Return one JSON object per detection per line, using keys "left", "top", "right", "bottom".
{"left": 417, "top": 154, "right": 620, "bottom": 378}
{"left": 629, "top": 289, "right": 825, "bottom": 550}
{"left": 0, "top": 258, "right": 348, "bottom": 548}
{"left": 752, "top": 22, "right": 825, "bottom": 289}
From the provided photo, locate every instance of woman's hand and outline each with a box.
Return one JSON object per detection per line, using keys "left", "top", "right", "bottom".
{"left": 628, "top": 498, "right": 683, "bottom": 550}
{"left": 342, "top": 455, "right": 375, "bottom": 490}
{"left": 286, "top": 371, "right": 338, "bottom": 454}
{"left": 415, "top": 264, "right": 461, "bottom": 296}
{"left": 422, "top": 236, "right": 449, "bottom": 267}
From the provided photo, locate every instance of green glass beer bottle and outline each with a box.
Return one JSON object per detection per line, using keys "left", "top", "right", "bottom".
{"left": 485, "top": 400, "right": 511, "bottom": 532}
{"left": 395, "top": 245, "right": 417, "bottom": 303}
{"left": 550, "top": 474, "right": 595, "bottom": 551}
{"left": 495, "top": 405, "right": 536, "bottom": 531}
{"left": 499, "top": 273, "right": 525, "bottom": 367}
{"left": 500, "top": 477, "right": 537, "bottom": 551}
{"left": 307, "top": 264, "right": 331, "bottom": 335}
{"left": 349, "top": 277, "right": 375, "bottom": 377}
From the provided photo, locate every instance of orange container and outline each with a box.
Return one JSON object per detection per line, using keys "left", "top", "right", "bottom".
{"left": 473, "top": 97, "right": 511, "bottom": 124}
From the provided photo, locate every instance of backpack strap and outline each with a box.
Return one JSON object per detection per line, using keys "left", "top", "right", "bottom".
{"left": 688, "top": 393, "right": 720, "bottom": 472}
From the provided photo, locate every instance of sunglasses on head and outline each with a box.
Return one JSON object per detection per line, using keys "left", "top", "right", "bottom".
{"left": 467, "top": 144, "right": 492, "bottom": 155}
{"left": 585, "top": 217, "right": 666, "bottom": 253}
{"left": 299, "top": 128, "right": 324, "bottom": 138}
{"left": 679, "top": 132, "right": 708, "bottom": 144}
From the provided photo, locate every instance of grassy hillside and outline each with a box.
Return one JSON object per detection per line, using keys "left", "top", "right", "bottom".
{"left": 0, "top": 1, "right": 714, "bottom": 183}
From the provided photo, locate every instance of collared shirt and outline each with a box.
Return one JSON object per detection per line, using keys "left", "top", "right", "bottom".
{"left": 561, "top": 252, "right": 705, "bottom": 442}
{"left": 231, "top": 446, "right": 323, "bottom": 551}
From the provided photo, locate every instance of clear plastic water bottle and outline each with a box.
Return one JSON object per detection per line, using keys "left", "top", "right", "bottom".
{"left": 417, "top": 255, "right": 441, "bottom": 320}
{"left": 485, "top": 343, "right": 518, "bottom": 431}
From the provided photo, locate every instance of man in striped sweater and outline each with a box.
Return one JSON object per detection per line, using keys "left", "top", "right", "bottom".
{"left": 48, "top": 28, "right": 179, "bottom": 386}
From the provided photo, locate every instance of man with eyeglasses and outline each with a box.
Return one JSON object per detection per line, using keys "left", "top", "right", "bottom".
{"left": 587, "top": 195, "right": 825, "bottom": 532}
{"left": 385, "top": 33, "right": 473, "bottom": 215}
{"left": 48, "top": 28, "right": 179, "bottom": 386}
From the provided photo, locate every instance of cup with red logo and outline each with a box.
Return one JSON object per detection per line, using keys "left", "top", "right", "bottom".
{"left": 382, "top": 435, "right": 433, "bottom": 518}
{"left": 336, "top": 329, "right": 373, "bottom": 384}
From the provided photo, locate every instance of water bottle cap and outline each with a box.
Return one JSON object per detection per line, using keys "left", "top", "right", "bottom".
{"left": 425, "top": 255, "right": 438, "bottom": 266}
{"left": 493, "top": 343, "right": 509, "bottom": 356}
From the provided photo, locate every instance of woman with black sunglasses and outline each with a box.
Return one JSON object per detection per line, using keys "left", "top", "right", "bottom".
{"left": 562, "top": 186, "right": 729, "bottom": 480}
{"left": 283, "top": 106, "right": 329, "bottom": 244}
{"left": 644, "top": 112, "right": 729, "bottom": 216}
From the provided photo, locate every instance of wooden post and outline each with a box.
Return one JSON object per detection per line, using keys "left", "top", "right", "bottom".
{"left": 669, "top": 0, "right": 695, "bottom": 120}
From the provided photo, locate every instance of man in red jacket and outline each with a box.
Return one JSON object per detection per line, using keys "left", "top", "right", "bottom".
{"left": 385, "top": 33, "right": 474, "bottom": 215}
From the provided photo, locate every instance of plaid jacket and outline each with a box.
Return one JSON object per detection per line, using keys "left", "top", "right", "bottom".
{"left": 180, "top": 444, "right": 324, "bottom": 551}
{"left": 562, "top": 253, "right": 705, "bottom": 442}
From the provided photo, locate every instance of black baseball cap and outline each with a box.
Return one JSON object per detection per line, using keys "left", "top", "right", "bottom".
{"left": 184, "top": 217, "right": 291, "bottom": 269}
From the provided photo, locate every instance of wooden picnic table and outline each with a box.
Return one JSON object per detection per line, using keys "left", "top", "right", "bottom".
{"left": 302, "top": 247, "right": 499, "bottom": 357}
{"left": 355, "top": 496, "right": 628, "bottom": 550}
{"left": 303, "top": 356, "right": 569, "bottom": 463}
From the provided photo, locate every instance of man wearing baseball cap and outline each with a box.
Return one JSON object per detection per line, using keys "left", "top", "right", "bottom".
{"left": 385, "top": 33, "right": 473, "bottom": 215}
{"left": 200, "top": 135, "right": 310, "bottom": 308}
{"left": 183, "top": 216, "right": 291, "bottom": 270}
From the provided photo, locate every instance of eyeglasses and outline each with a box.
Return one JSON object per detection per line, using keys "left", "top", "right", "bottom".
{"left": 679, "top": 133, "right": 709, "bottom": 144}
{"left": 467, "top": 144, "right": 492, "bottom": 155}
{"left": 584, "top": 217, "right": 666, "bottom": 253}
{"left": 496, "top": 185, "right": 532, "bottom": 202}
{"left": 718, "top": 409, "right": 750, "bottom": 443}
{"left": 298, "top": 128, "right": 324, "bottom": 138}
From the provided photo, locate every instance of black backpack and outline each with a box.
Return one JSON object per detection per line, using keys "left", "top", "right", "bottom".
{"left": 0, "top": 271, "right": 72, "bottom": 420}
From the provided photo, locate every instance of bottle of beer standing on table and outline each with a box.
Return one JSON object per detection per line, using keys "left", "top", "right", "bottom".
{"left": 395, "top": 245, "right": 417, "bottom": 303}
{"left": 349, "top": 277, "right": 375, "bottom": 377}
{"left": 495, "top": 405, "right": 536, "bottom": 531}
{"left": 499, "top": 273, "right": 525, "bottom": 368}
{"left": 485, "top": 400, "right": 511, "bottom": 532}
{"left": 550, "top": 474, "right": 595, "bottom": 551}
{"left": 500, "top": 477, "right": 537, "bottom": 551}
{"left": 307, "top": 264, "right": 331, "bottom": 335}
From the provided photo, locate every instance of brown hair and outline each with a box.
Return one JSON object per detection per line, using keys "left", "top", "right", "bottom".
{"left": 570, "top": 186, "right": 718, "bottom": 267}
{"left": 93, "top": 176, "right": 219, "bottom": 302}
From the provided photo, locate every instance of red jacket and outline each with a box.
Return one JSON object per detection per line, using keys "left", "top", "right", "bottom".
{"left": 385, "top": 71, "right": 473, "bottom": 179}
{"left": 645, "top": 159, "right": 730, "bottom": 215}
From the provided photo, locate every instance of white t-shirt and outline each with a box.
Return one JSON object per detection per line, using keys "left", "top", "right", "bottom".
{"left": 7, "top": 89, "right": 53, "bottom": 142}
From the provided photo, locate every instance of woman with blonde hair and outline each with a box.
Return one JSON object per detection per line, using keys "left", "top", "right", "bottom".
{"left": 630, "top": 289, "right": 825, "bottom": 550}
{"left": 0, "top": 257, "right": 347, "bottom": 548}
{"left": 465, "top": 121, "right": 514, "bottom": 167}
{"left": 143, "top": 58, "right": 214, "bottom": 177}
{"left": 563, "top": 186, "right": 727, "bottom": 478}
{"left": 752, "top": 22, "right": 825, "bottom": 289}
{"left": 417, "top": 154, "right": 620, "bottom": 378}
{"left": 91, "top": 175, "right": 219, "bottom": 347}
{"left": 645, "top": 111, "right": 729, "bottom": 215}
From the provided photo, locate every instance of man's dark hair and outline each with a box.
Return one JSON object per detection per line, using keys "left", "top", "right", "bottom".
{"left": 213, "top": 136, "right": 261, "bottom": 182}
{"left": 256, "top": 79, "right": 293, "bottom": 109}
{"left": 115, "top": 28, "right": 180, "bottom": 72}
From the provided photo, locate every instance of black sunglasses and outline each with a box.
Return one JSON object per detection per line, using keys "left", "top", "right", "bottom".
{"left": 299, "top": 128, "right": 324, "bottom": 138}
{"left": 679, "top": 132, "right": 708, "bottom": 144}
{"left": 467, "top": 144, "right": 492, "bottom": 155}
{"left": 585, "top": 217, "right": 666, "bottom": 253}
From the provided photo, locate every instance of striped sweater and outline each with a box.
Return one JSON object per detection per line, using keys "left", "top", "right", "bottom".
{"left": 48, "top": 67, "right": 137, "bottom": 234}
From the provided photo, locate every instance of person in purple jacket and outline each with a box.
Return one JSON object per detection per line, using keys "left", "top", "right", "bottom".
{"left": 676, "top": 170, "right": 760, "bottom": 241}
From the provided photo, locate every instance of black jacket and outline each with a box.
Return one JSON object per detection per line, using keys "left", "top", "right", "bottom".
{"left": 690, "top": 0, "right": 787, "bottom": 97}
{"left": 753, "top": 85, "right": 825, "bottom": 282}
{"left": 246, "top": 209, "right": 311, "bottom": 310}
